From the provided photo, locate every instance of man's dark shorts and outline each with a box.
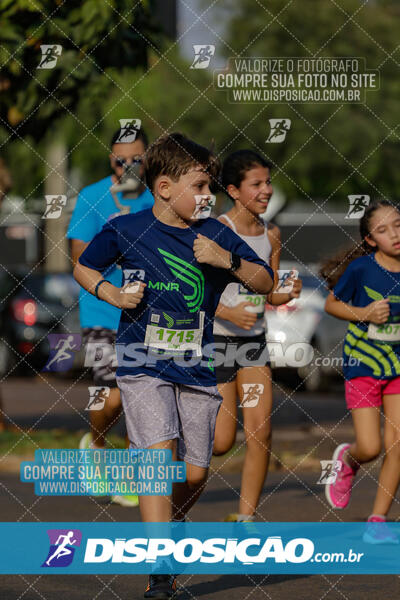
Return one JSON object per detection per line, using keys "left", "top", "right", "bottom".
{"left": 82, "top": 327, "right": 118, "bottom": 388}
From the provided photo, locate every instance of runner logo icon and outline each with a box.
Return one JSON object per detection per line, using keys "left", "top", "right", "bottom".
{"left": 266, "top": 119, "right": 291, "bottom": 143}
{"left": 190, "top": 45, "right": 215, "bottom": 69}
{"left": 116, "top": 119, "right": 141, "bottom": 143}
{"left": 42, "top": 195, "right": 67, "bottom": 219}
{"left": 42, "top": 529, "right": 82, "bottom": 567}
{"left": 241, "top": 383, "right": 264, "bottom": 407}
{"left": 317, "top": 460, "right": 342, "bottom": 484}
{"left": 85, "top": 386, "right": 110, "bottom": 411}
{"left": 345, "top": 195, "right": 370, "bottom": 219}
{"left": 42, "top": 334, "right": 81, "bottom": 372}
{"left": 123, "top": 269, "right": 146, "bottom": 284}
{"left": 37, "top": 45, "right": 62, "bottom": 69}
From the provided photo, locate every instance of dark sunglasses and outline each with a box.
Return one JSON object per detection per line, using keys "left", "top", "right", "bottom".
{"left": 114, "top": 156, "right": 143, "bottom": 168}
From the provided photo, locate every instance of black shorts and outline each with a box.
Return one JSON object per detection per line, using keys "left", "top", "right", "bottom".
{"left": 213, "top": 332, "right": 270, "bottom": 384}
{"left": 82, "top": 327, "right": 118, "bottom": 388}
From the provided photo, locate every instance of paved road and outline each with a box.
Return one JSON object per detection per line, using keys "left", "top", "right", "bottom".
{"left": 1, "top": 376, "right": 349, "bottom": 431}
{"left": 1, "top": 471, "right": 398, "bottom": 599}
{"left": 1, "top": 378, "right": 399, "bottom": 599}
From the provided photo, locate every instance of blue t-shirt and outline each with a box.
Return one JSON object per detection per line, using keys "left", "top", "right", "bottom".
{"left": 333, "top": 253, "right": 400, "bottom": 380}
{"left": 79, "top": 209, "right": 273, "bottom": 386}
{"left": 66, "top": 176, "right": 154, "bottom": 329}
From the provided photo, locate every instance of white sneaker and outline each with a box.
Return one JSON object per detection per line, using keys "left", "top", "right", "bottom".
{"left": 79, "top": 432, "right": 93, "bottom": 450}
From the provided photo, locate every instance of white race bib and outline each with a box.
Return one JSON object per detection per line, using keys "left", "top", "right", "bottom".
{"left": 367, "top": 322, "right": 400, "bottom": 344}
{"left": 238, "top": 284, "right": 266, "bottom": 317}
{"left": 144, "top": 309, "right": 205, "bottom": 356}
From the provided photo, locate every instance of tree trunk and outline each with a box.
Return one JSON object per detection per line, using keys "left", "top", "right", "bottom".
{"left": 44, "top": 140, "right": 69, "bottom": 272}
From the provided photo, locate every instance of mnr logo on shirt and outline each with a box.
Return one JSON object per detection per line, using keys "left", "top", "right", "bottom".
{"left": 148, "top": 281, "right": 180, "bottom": 292}
{"left": 158, "top": 248, "right": 205, "bottom": 313}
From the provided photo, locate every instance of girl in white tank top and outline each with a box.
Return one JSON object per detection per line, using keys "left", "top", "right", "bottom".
{"left": 212, "top": 150, "right": 302, "bottom": 523}
{"left": 213, "top": 213, "right": 272, "bottom": 337}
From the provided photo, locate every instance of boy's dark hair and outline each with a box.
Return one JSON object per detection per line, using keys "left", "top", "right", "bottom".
{"left": 320, "top": 200, "right": 398, "bottom": 289}
{"left": 143, "top": 132, "right": 220, "bottom": 192}
{"left": 221, "top": 150, "right": 273, "bottom": 198}
{"left": 110, "top": 126, "right": 149, "bottom": 149}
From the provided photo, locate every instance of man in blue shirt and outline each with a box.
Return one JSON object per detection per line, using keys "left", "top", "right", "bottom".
{"left": 74, "top": 132, "right": 273, "bottom": 598}
{"left": 67, "top": 126, "right": 153, "bottom": 506}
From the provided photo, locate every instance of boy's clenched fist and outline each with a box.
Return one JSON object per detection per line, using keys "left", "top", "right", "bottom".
{"left": 193, "top": 234, "right": 231, "bottom": 269}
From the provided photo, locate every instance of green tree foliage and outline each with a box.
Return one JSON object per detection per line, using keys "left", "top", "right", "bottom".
{"left": 2, "top": 0, "right": 399, "bottom": 205}
{"left": 0, "top": 0, "right": 156, "bottom": 141}
{"left": 65, "top": 50, "right": 220, "bottom": 187}
{"left": 0, "top": 0, "right": 160, "bottom": 198}
{"left": 215, "top": 0, "right": 400, "bottom": 201}
{"left": 91, "top": 0, "right": 400, "bottom": 203}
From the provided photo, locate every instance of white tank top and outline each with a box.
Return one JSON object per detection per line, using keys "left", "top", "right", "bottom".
{"left": 213, "top": 214, "right": 272, "bottom": 337}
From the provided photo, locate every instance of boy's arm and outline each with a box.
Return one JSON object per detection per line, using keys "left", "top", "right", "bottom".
{"left": 193, "top": 233, "right": 273, "bottom": 294}
{"left": 73, "top": 261, "right": 145, "bottom": 309}
{"left": 74, "top": 219, "right": 145, "bottom": 309}
{"left": 325, "top": 291, "right": 390, "bottom": 324}
{"left": 73, "top": 262, "right": 119, "bottom": 307}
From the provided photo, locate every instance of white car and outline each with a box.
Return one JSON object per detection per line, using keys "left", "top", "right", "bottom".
{"left": 265, "top": 262, "right": 347, "bottom": 391}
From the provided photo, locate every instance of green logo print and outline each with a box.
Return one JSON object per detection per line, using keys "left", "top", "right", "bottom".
{"left": 163, "top": 312, "right": 175, "bottom": 328}
{"left": 158, "top": 248, "right": 205, "bottom": 313}
{"left": 364, "top": 285, "right": 383, "bottom": 301}
{"left": 148, "top": 281, "right": 180, "bottom": 291}
{"left": 364, "top": 285, "right": 400, "bottom": 304}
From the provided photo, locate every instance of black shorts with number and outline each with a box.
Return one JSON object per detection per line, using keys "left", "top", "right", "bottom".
{"left": 213, "top": 332, "right": 270, "bottom": 384}
{"left": 82, "top": 327, "right": 118, "bottom": 388}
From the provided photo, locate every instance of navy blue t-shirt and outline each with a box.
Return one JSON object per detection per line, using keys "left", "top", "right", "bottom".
{"left": 333, "top": 253, "right": 400, "bottom": 380}
{"left": 79, "top": 209, "right": 273, "bottom": 386}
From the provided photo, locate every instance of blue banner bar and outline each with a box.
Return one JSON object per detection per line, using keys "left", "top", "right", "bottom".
{"left": 0, "top": 522, "right": 399, "bottom": 574}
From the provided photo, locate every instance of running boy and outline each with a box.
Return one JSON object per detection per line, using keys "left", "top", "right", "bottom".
{"left": 73, "top": 133, "right": 274, "bottom": 597}
{"left": 321, "top": 200, "right": 400, "bottom": 544}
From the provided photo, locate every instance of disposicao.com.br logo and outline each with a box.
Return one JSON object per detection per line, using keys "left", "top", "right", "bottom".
{"left": 83, "top": 535, "right": 361, "bottom": 566}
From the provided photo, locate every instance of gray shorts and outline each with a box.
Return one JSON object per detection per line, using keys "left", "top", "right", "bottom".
{"left": 116, "top": 374, "right": 222, "bottom": 468}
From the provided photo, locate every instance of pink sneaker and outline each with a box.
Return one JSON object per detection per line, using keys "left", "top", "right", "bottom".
{"left": 363, "top": 515, "right": 399, "bottom": 545}
{"left": 325, "top": 443, "right": 358, "bottom": 509}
